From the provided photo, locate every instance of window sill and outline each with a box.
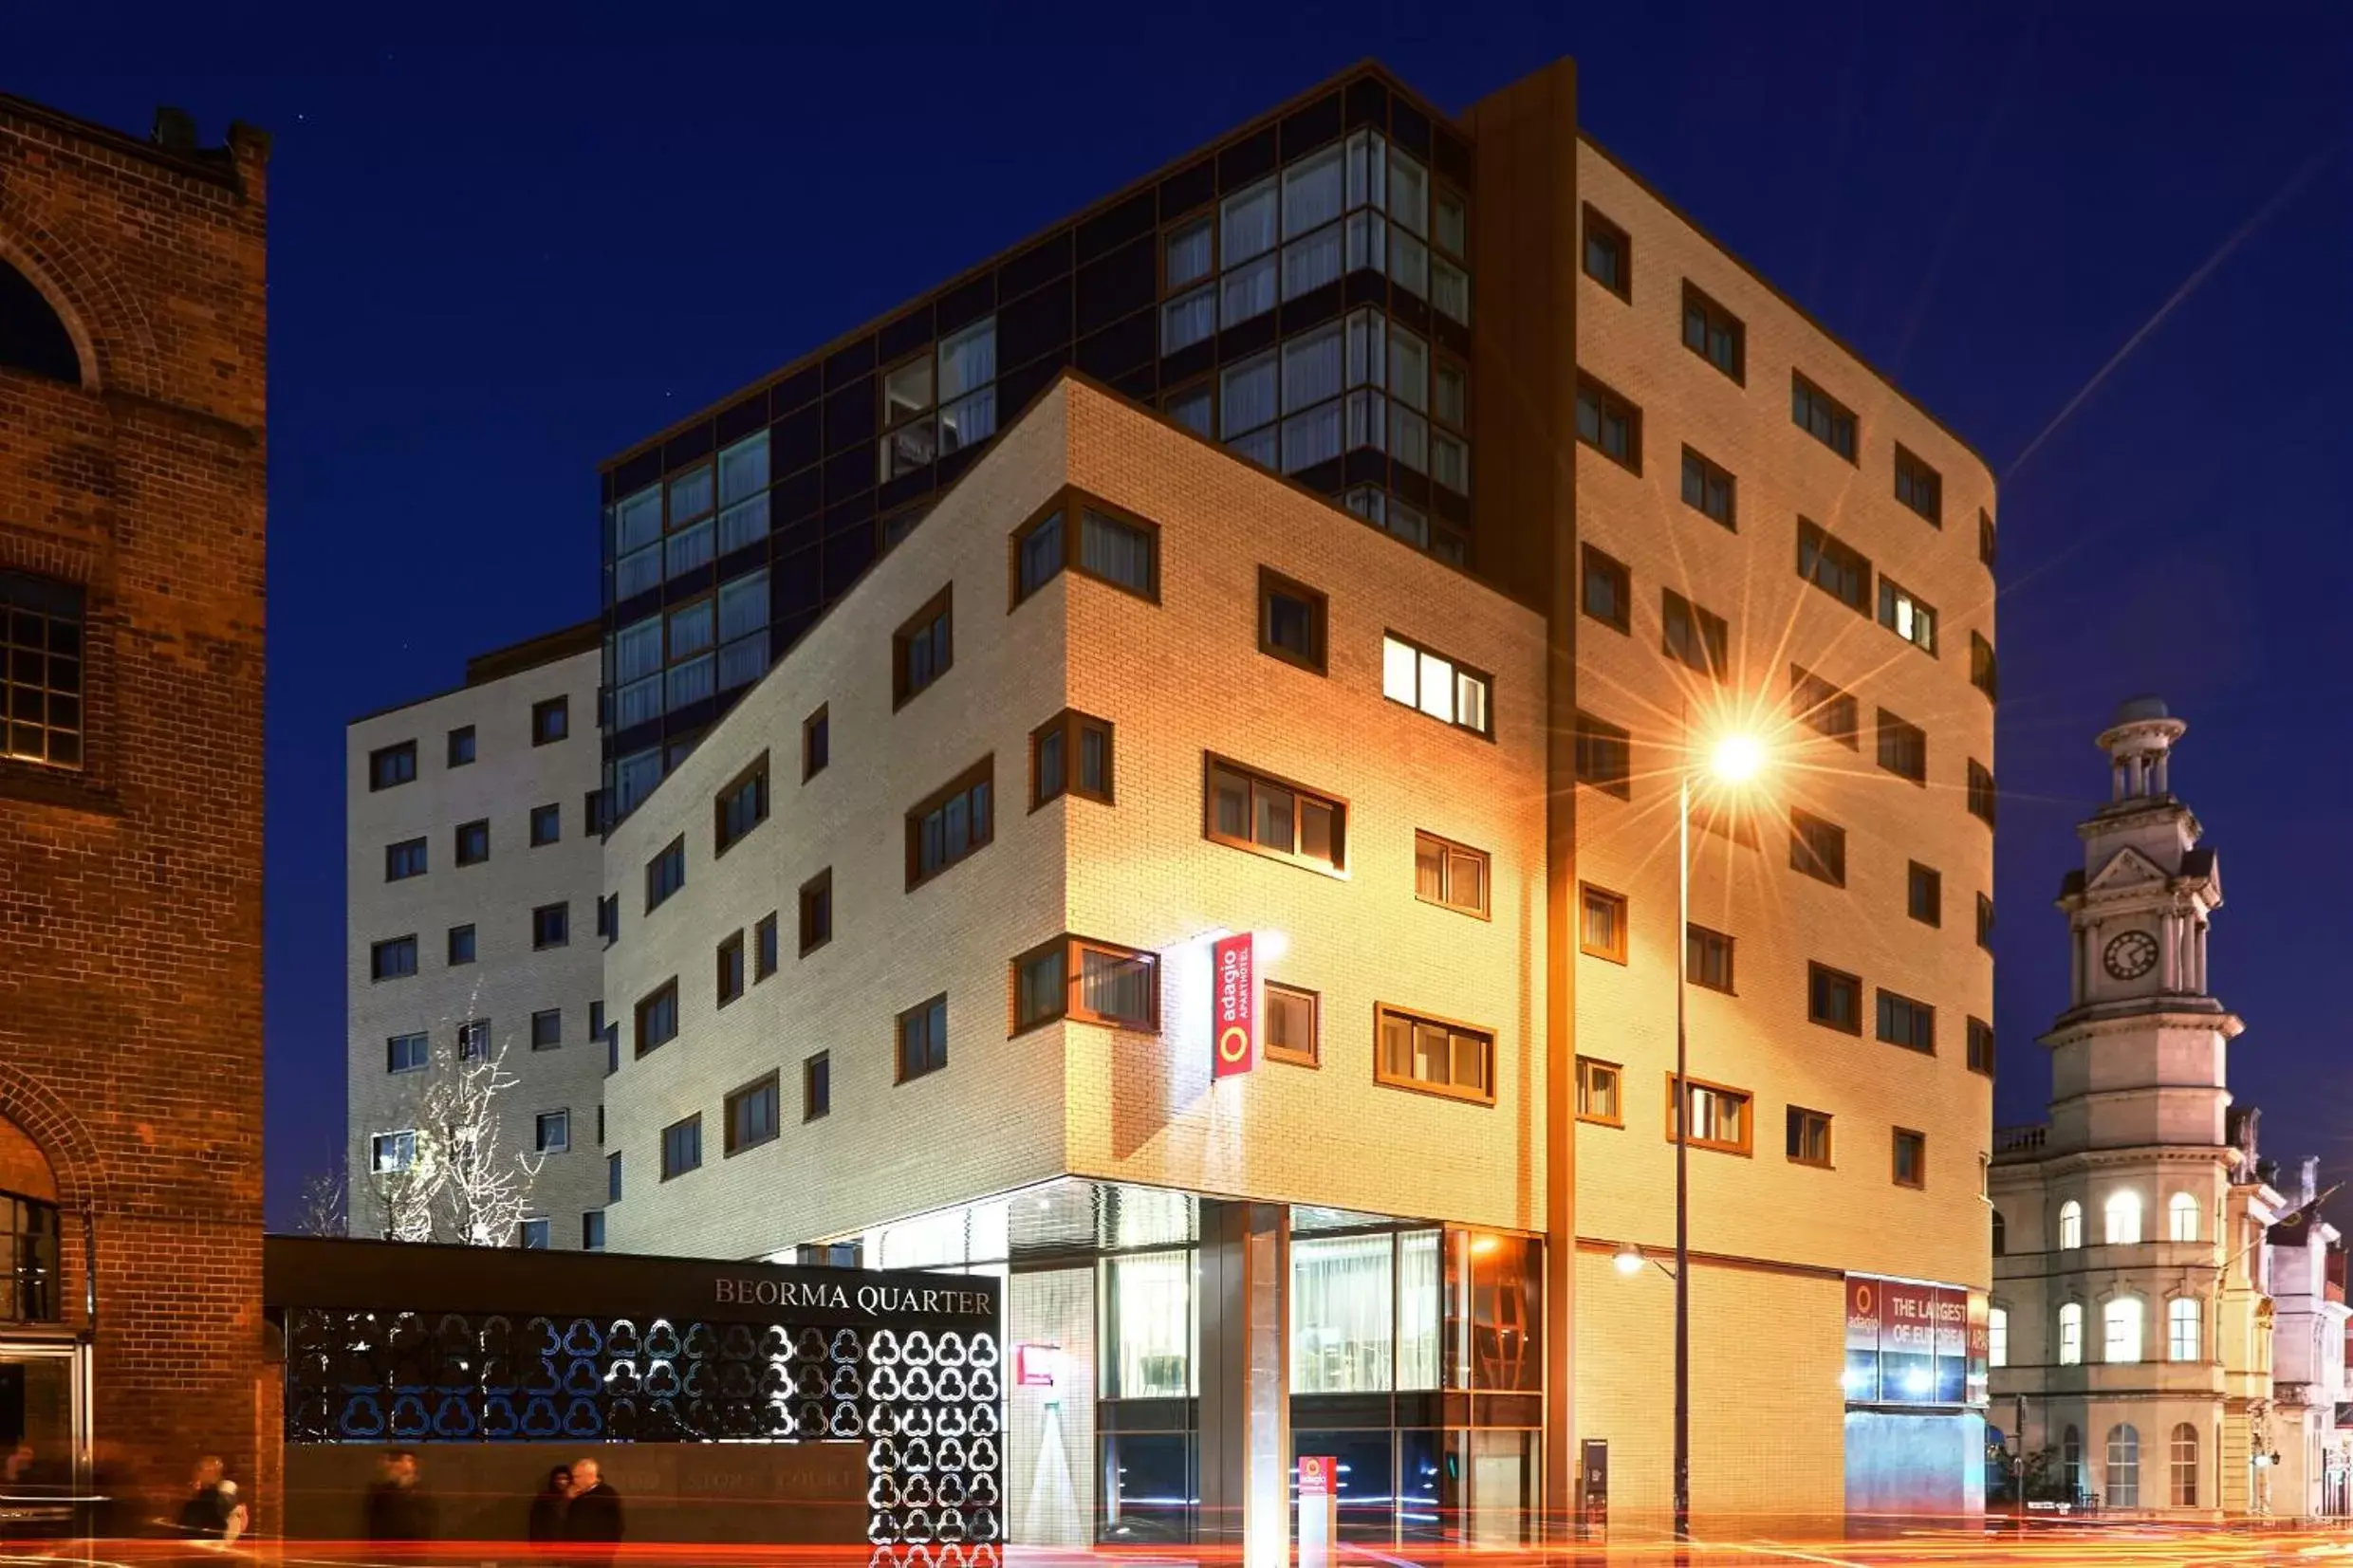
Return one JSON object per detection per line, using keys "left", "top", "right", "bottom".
{"left": 1204, "top": 833, "right": 1347, "bottom": 881}
{"left": 1373, "top": 1071, "right": 1494, "bottom": 1108}
{"left": 724, "top": 1134, "right": 778, "bottom": 1160}
{"left": 1574, "top": 1113, "right": 1622, "bottom": 1130}
{"left": 1417, "top": 894, "right": 1491, "bottom": 923}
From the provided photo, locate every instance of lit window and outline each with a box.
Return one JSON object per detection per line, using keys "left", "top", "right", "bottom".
{"left": 2168, "top": 1297, "right": 2200, "bottom": 1362}
{"left": 1988, "top": 1306, "right": 2009, "bottom": 1368}
{"left": 1574, "top": 1058, "right": 1621, "bottom": 1125}
{"left": 2058, "top": 1200, "right": 2084, "bottom": 1250}
{"left": 1380, "top": 633, "right": 1491, "bottom": 737}
{"left": 1265, "top": 983, "right": 1319, "bottom": 1066}
{"left": 2169, "top": 1424, "right": 2197, "bottom": 1507}
{"left": 1205, "top": 756, "right": 1344, "bottom": 874}
{"left": 370, "top": 1132, "right": 417, "bottom": 1174}
{"left": 1578, "top": 883, "right": 1626, "bottom": 963}
{"left": 1376, "top": 1005, "right": 1493, "bottom": 1104}
{"left": 1878, "top": 578, "right": 1937, "bottom": 655}
{"left": 1671, "top": 1079, "right": 1751, "bottom": 1154}
{"left": 1787, "top": 1107, "right": 1832, "bottom": 1167}
{"left": 2103, "top": 1298, "right": 2144, "bottom": 1364}
{"left": 1416, "top": 831, "right": 1491, "bottom": 918}
{"left": 1011, "top": 935, "right": 1159, "bottom": 1035}
{"left": 2057, "top": 1302, "right": 2084, "bottom": 1365}
{"left": 2168, "top": 1191, "right": 2199, "bottom": 1243}
{"left": 2104, "top": 1190, "right": 2143, "bottom": 1245}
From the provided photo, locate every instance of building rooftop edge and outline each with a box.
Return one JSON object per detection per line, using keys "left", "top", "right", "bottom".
{"left": 345, "top": 616, "right": 602, "bottom": 729}
{"left": 0, "top": 93, "right": 260, "bottom": 191}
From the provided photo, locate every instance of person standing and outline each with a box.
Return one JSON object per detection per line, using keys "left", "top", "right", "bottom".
{"left": 176, "top": 1455, "right": 247, "bottom": 1543}
{"left": 527, "top": 1464, "right": 572, "bottom": 1544}
{"left": 363, "top": 1449, "right": 438, "bottom": 1541}
{"left": 564, "top": 1458, "right": 623, "bottom": 1566}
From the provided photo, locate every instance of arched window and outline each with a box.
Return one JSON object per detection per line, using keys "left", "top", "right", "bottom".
{"left": 0, "top": 260, "right": 82, "bottom": 385}
{"left": 2170, "top": 1422, "right": 2198, "bottom": 1506}
{"left": 2168, "top": 1191, "right": 2199, "bottom": 1243}
{"left": 2103, "top": 1297, "right": 2144, "bottom": 1363}
{"left": 2104, "top": 1190, "right": 2142, "bottom": 1245}
{"left": 1988, "top": 1306, "right": 2009, "bottom": 1368}
{"left": 2057, "top": 1301, "right": 2084, "bottom": 1365}
{"left": 2106, "top": 1424, "right": 2140, "bottom": 1507}
{"left": 1992, "top": 1208, "right": 2007, "bottom": 1255}
{"left": 2168, "top": 1296, "right": 2201, "bottom": 1362}
{"left": 2062, "top": 1425, "right": 2083, "bottom": 1499}
{"left": 2058, "top": 1199, "right": 2084, "bottom": 1250}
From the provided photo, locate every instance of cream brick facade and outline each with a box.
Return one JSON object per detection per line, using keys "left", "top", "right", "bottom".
{"left": 345, "top": 635, "right": 606, "bottom": 1247}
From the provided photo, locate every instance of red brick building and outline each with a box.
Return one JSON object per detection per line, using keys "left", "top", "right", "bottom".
{"left": 0, "top": 93, "right": 269, "bottom": 1524}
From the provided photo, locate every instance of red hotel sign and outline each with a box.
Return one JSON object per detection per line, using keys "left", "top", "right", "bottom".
{"left": 1212, "top": 933, "right": 1255, "bottom": 1079}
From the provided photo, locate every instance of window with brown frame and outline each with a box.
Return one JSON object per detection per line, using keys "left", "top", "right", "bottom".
{"left": 1878, "top": 989, "right": 1935, "bottom": 1054}
{"left": 1893, "top": 1128, "right": 1928, "bottom": 1190}
{"left": 1264, "top": 983, "right": 1319, "bottom": 1066}
{"left": 803, "top": 1051, "right": 831, "bottom": 1120}
{"left": 644, "top": 835, "right": 685, "bottom": 911}
{"left": 1415, "top": 831, "right": 1490, "bottom": 918}
{"left": 1680, "top": 446, "right": 1736, "bottom": 529}
{"left": 905, "top": 757, "right": 993, "bottom": 889}
{"left": 1789, "top": 809, "right": 1847, "bottom": 888}
{"left": 754, "top": 912, "right": 779, "bottom": 979}
{"left": 803, "top": 704, "right": 829, "bottom": 780}
{"left": 1582, "top": 204, "right": 1631, "bottom": 300}
{"left": 1792, "top": 372, "right": 1858, "bottom": 461}
{"left": 724, "top": 1072, "right": 781, "bottom": 1156}
{"left": 715, "top": 932, "right": 745, "bottom": 1008}
{"left": 1798, "top": 518, "right": 1871, "bottom": 613}
{"left": 1976, "top": 894, "right": 1995, "bottom": 951}
{"left": 1204, "top": 754, "right": 1345, "bottom": 874}
{"left": 1895, "top": 444, "right": 1943, "bottom": 526}
{"left": 1908, "top": 861, "right": 1942, "bottom": 926}
{"left": 1579, "top": 883, "right": 1628, "bottom": 963}
{"left": 799, "top": 869, "right": 833, "bottom": 955}
{"left": 1575, "top": 372, "right": 1641, "bottom": 473}
{"left": 1877, "top": 709, "right": 1929, "bottom": 785}
{"left": 1807, "top": 962, "right": 1862, "bottom": 1035}
{"left": 1375, "top": 1004, "right": 1494, "bottom": 1105}
{"left": 1687, "top": 924, "right": 1735, "bottom": 992}
{"left": 1582, "top": 544, "right": 1631, "bottom": 633}
{"left": 1969, "top": 760, "right": 1998, "bottom": 827}
{"left": 1010, "top": 934, "right": 1159, "bottom": 1035}
{"left": 1787, "top": 1107, "right": 1833, "bottom": 1168}
{"left": 1972, "top": 633, "right": 1999, "bottom": 702}
{"left": 1662, "top": 588, "right": 1730, "bottom": 680}
{"left": 1258, "top": 567, "right": 1327, "bottom": 673}
{"left": 1968, "top": 1017, "right": 1996, "bottom": 1078}
{"left": 1979, "top": 508, "right": 1998, "bottom": 568}
{"left": 892, "top": 585, "right": 953, "bottom": 710}
{"left": 1681, "top": 282, "right": 1746, "bottom": 382}
{"left": 896, "top": 994, "right": 948, "bottom": 1083}
{"left": 713, "top": 750, "right": 770, "bottom": 858}
{"left": 634, "top": 977, "right": 678, "bottom": 1059}
{"left": 1790, "top": 665, "right": 1859, "bottom": 748}
{"left": 1010, "top": 489, "right": 1159, "bottom": 607}
{"left": 1032, "top": 709, "right": 1113, "bottom": 809}
{"left": 1574, "top": 711, "right": 1631, "bottom": 799}
{"left": 1575, "top": 1057, "right": 1622, "bottom": 1126}
{"left": 1667, "top": 1075, "right": 1752, "bottom": 1154}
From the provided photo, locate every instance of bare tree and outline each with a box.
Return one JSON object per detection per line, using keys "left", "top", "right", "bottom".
{"left": 369, "top": 1132, "right": 437, "bottom": 1243}
{"left": 293, "top": 1166, "right": 347, "bottom": 1237}
{"left": 418, "top": 1039, "right": 545, "bottom": 1246}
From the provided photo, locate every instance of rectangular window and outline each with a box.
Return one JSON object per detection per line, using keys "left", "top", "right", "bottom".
{"left": 1979, "top": 508, "right": 1997, "bottom": 568}
{"left": 714, "top": 752, "right": 770, "bottom": 856}
{"left": 725, "top": 1072, "right": 782, "bottom": 1155}
{"left": 535, "top": 1111, "right": 570, "bottom": 1153}
{"left": 1967, "top": 1017, "right": 1996, "bottom": 1078}
{"left": 384, "top": 838, "right": 427, "bottom": 881}
{"left": 1574, "top": 372, "right": 1641, "bottom": 472}
{"left": 1581, "top": 204, "right": 1630, "bottom": 299}
{"left": 803, "top": 1051, "right": 831, "bottom": 1120}
{"left": 1668, "top": 1076, "right": 1752, "bottom": 1154}
{"left": 1661, "top": 589, "right": 1730, "bottom": 680}
{"left": 659, "top": 1115, "right": 702, "bottom": 1180}
{"left": 370, "top": 935, "right": 417, "bottom": 982}
{"left": 583, "top": 1211, "right": 606, "bottom": 1251}
{"left": 1578, "top": 883, "right": 1627, "bottom": 963}
{"left": 370, "top": 1132, "right": 417, "bottom": 1174}
{"left": 520, "top": 1219, "right": 552, "bottom": 1250}
{"left": 455, "top": 819, "right": 490, "bottom": 866}
{"left": 750, "top": 911, "right": 779, "bottom": 980}
{"left": 1971, "top": 633, "right": 1999, "bottom": 702}
{"left": 1790, "top": 666, "right": 1859, "bottom": 748}
{"left": 1797, "top": 519, "right": 1871, "bottom": 613}
{"left": 1687, "top": 924, "right": 1735, "bottom": 992}
{"left": 1573, "top": 710, "right": 1631, "bottom": 799}
{"left": 1680, "top": 282, "right": 1745, "bottom": 381}
{"left": 1894, "top": 445, "right": 1942, "bottom": 525}
{"left": 1032, "top": 710, "right": 1114, "bottom": 808}
{"left": 1878, "top": 989, "right": 1936, "bottom": 1054}
{"left": 1968, "top": 761, "right": 1998, "bottom": 827}
{"left": 1791, "top": 372, "right": 1858, "bottom": 461}
{"left": 1976, "top": 894, "right": 1994, "bottom": 951}
{"left": 531, "top": 901, "right": 568, "bottom": 950}
{"left": 1375, "top": 1004, "right": 1494, "bottom": 1104}
{"left": 635, "top": 978, "right": 678, "bottom": 1058}
{"left": 595, "top": 894, "right": 618, "bottom": 944}
{"left": 715, "top": 932, "right": 745, "bottom": 1006}
{"left": 644, "top": 836, "right": 686, "bottom": 911}
{"left": 897, "top": 994, "right": 949, "bottom": 1082}
{"left": 1908, "top": 862, "right": 1942, "bottom": 926}
{"left": 1807, "top": 961, "right": 1862, "bottom": 1034}
{"left": 1787, "top": 1107, "right": 1833, "bottom": 1168}
{"left": 531, "top": 695, "right": 569, "bottom": 746}
{"left": 1789, "top": 809, "right": 1847, "bottom": 888}
{"left": 526, "top": 803, "right": 560, "bottom": 847}
{"left": 386, "top": 1032, "right": 429, "bottom": 1074}
{"left": 803, "top": 704, "right": 829, "bottom": 780}
{"left": 457, "top": 1019, "right": 490, "bottom": 1061}
{"left": 1257, "top": 567, "right": 1327, "bottom": 673}
{"left": 1892, "top": 1129, "right": 1927, "bottom": 1189}
{"left": 588, "top": 1001, "right": 605, "bottom": 1047}
{"left": 1679, "top": 446, "right": 1736, "bottom": 528}
{"left": 892, "top": 584, "right": 954, "bottom": 708}
{"left": 530, "top": 1008, "right": 562, "bottom": 1050}
{"left": 368, "top": 740, "right": 417, "bottom": 791}
{"left": 446, "top": 726, "right": 474, "bottom": 767}
{"left": 906, "top": 757, "right": 995, "bottom": 888}
{"left": 1011, "top": 491, "right": 1160, "bottom": 606}
{"left": 1265, "top": 983, "right": 1319, "bottom": 1066}
{"left": 1414, "top": 830, "right": 1490, "bottom": 918}
{"left": 1877, "top": 710, "right": 1929, "bottom": 784}
{"left": 1878, "top": 577, "right": 1938, "bottom": 655}
{"left": 1010, "top": 935, "right": 1160, "bottom": 1034}
{"left": 1380, "top": 632, "right": 1492, "bottom": 737}
{"left": 1581, "top": 544, "right": 1631, "bottom": 633}
{"left": 606, "top": 1152, "right": 622, "bottom": 1203}
{"left": 1575, "top": 1057, "right": 1621, "bottom": 1126}
{"left": 1201, "top": 716, "right": 1346, "bottom": 868}
{"left": 798, "top": 870, "right": 833, "bottom": 955}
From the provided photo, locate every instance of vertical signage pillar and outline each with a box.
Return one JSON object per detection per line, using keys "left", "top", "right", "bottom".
{"left": 1197, "top": 1197, "right": 1288, "bottom": 1568}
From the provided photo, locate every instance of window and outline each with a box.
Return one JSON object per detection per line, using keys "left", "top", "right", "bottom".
{"left": 1574, "top": 711, "right": 1631, "bottom": 799}
{"left": 1878, "top": 578, "right": 1937, "bottom": 655}
{"left": 1970, "top": 633, "right": 1999, "bottom": 703}
{"left": 531, "top": 696, "right": 569, "bottom": 746}
{"left": 531, "top": 902, "right": 568, "bottom": 950}
{"left": 1878, "top": 990, "right": 1934, "bottom": 1054}
{"left": 1380, "top": 633, "right": 1491, "bottom": 737}
{"left": 1789, "top": 666, "right": 1858, "bottom": 748}
{"left": 796, "top": 870, "right": 833, "bottom": 955}
{"left": 635, "top": 978, "right": 678, "bottom": 1058}
{"left": 1575, "top": 1058, "right": 1621, "bottom": 1126}
{"left": 1787, "top": 1106, "right": 1833, "bottom": 1167}
{"left": 1988, "top": 1306, "right": 2009, "bottom": 1368}
{"left": 588, "top": 1002, "right": 606, "bottom": 1049}
{"left": 1010, "top": 491, "right": 1159, "bottom": 606}
{"left": 1416, "top": 831, "right": 1490, "bottom": 918}
{"left": 1976, "top": 895, "right": 1994, "bottom": 950}
{"left": 1264, "top": 983, "right": 1319, "bottom": 1066}
{"left": 1680, "top": 283, "right": 1745, "bottom": 381}
{"left": 2168, "top": 1191, "right": 2199, "bottom": 1243}
{"left": 529, "top": 1008, "right": 562, "bottom": 1050}
{"left": 1661, "top": 590, "right": 1729, "bottom": 680}
{"left": 2167, "top": 1297, "right": 2201, "bottom": 1364}
{"left": 1877, "top": 710, "right": 1928, "bottom": 784}
{"left": 454, "top": 819, "right": 490, "bottom": 865}
{"left": 2169, "top": 1423, "right": 2197, "bottom": 1507}
{"left": 370, "top": 935, "right": 417, "bottom": 982}
{"left": 803, "top": 704, "right": 829, "bottom": 781}
{"left": 1979, "top": 508, "right": 1998, "bottom": 568}
{"left": 1797, "top": 519, "right": 1870, "bottom": 613}
{"left": 603, "top": 1152, "right": 624, "bottom": 1204}
{"left": 2061, "top": 1426, "right": 2083, "bottom": 1495}
{"left": 446, "top": 727, "right": 474, "bottom": 767}
{"left": 370, "top": 1132, "right": 417, "bottom": 1174}
{"left": 1679, "top": 447, "right": 1736, "bottom": 529}
{"left": 2059, "top": 1199, "right": 2084, "bottom": 1250}
{"left": 1892, "top": 1128, "right": 1927, "bottom": 1189}
{"left": 0, "top": 575, "right": 83, "bottom": 768}
{"left": 457, "top": 1019, "right": 490, "bottom": 1061}
{"left": 1031, "top": 710, "right": 1113, "bottom": 808}
{"left": 897, "top": 994, "right": 949, "bottom": 1082}
{"left": 1968, "top": 762, "right": 1997, "bottom": 827}
{"left": 644, "top": 836, "right": 686, "bottom": 912}
{"left": 598, "top": 894, "right": 623, "bottom": 946}
{"left": 1375, "top": 1005, "right": 1493, "bottom": 1104}
{"left": 1789, "top": 809, "right": 1846, "bottom": 887}
{"left": 906, "top": 758, "right": 995, "bottom": 887}
{"left": 1992, "top": 1209, "right": 2008, "bottom": 1258}
{"left": 368, "top": 740, "right": 417, "bottom": 791}
{"left": 715, "top": 932, "right": 745, "bottom": 1006}
{"left": 1581, "top": 545, "right": 1630, "bottom": 633}
{"left": 1967, "top": 1018, "right": 1995, "bottom": 1078}
{"left": 1257, "top": 568, "right": 1327, "bottom": 673}
{"left": 1204, "top": 755, "right": 1344, "bottom": 874}
{"left": 1010, "top": 935, "right": 1159, "bottom": 1034}
{"left": 725, "top": 1073, "right": 781, "bottom": 1156}
{"left": 2057, "top": 1302, "right": 2084, "bottom": 1365}
{"left": 803, "top": 1051, "right": 831, "bottom": 1120}
{"left": 384, "top": 838, "right": 427, "bottom": 882}
{"left": 516, "top": 802, "right": 556, "bottom": 848}
{"left": 1895, "top": 863, "right": 1941, "bottom": 929}
{"left": 2103, "top": 1299, "right": 2143, "bottom": 1364}
{"left": 1894, "top": 445, "right": 1942, "bottom": 525}
{"left": 1791, "top": 372, "right": 1858, "bottom": 461}
{"left": 584, "top": 1211, "right": 606, "bottom": 1252}
{"left": 1578, "top": 883, "right": 1627, "bottom": 963}
{"left": 2102, "top": 1189, "right": 2143, "bottom": 1245}
{"left": 754, "top": 912, "right": 779, "bottom": 979}
{"left": 1806, "top": 962, "right": 1862, "bottom": 1034}
{"left": 1669, "top": 1077, "right": 1752, "bottom": 1154}
{"left": 892, "top": 585, "right": 954, "bottom": 710}
{"left": 1574, "top": 373, "right": 1640, "bottom": 472}
{"left": 1685, "top": 924, "right": 1734, "bottom": 992}
{"left": 659, "top": 1115, "right": 702, "bottom": 1180}
{"left": 713, "top": 753, "right": 769, "bottom": 856}
{"left": 386, "top": 1032, "right": 428, "bottom": 1074}
{"left": 1581, "top": 205, "right": 1630, "bottom": 299}
{"left": 534, "top": 1111, "right": 569, "bottom": 1153}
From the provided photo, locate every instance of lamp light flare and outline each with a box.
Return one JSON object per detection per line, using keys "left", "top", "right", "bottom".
{"left": 1613, "top": 1245, "right": 1644, "bottom": 1277}
{"left": 1709, "top": 732, "right": 1767, "bottom": 784}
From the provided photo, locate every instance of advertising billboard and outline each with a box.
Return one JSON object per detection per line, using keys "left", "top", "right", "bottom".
{"left": 1843, "top": 1274, "right": 1987, "bottom": 1407}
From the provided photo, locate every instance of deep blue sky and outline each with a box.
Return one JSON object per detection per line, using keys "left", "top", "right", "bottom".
{"left": 19, "top": 5, "right": 2350, "bottom": 1227}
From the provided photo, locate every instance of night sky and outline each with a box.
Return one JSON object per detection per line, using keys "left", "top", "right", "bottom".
{"left": 18, "top": 5, "right": 2350, "bottom": 1228}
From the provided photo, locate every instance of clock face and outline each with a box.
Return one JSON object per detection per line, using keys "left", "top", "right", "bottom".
{"left": 2103, "top": 930, "right": 2159, "bottom": 981}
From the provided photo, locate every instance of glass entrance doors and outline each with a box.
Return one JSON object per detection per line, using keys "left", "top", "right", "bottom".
{"left": 0, "top": 1340, "right": 86, "bottom": 1539}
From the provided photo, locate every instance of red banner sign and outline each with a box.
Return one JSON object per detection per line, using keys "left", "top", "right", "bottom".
{"left": 1212, "top": 933, "right": 1255, "bottom": 1079}
{"left": 1844, "top": 1274, "right": 1980, "bottom": 1406}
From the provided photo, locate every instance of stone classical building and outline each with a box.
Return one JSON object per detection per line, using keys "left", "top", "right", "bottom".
{"left": 2267, "top": 1158, "right": 2350, "bottom": 1518}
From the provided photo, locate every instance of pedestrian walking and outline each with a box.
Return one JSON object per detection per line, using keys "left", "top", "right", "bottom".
{"left": 527, "top": 1464, "right": 572, "bottom": 1545}
{"left": 563, "top": 1458, "right": 623, "bottom": 1567}
{"left": 362, "top": 1448, "right": 438, "bottom": 1541}
{"left": 175, "top": 1455, "right": 247, "bottom": 1543}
